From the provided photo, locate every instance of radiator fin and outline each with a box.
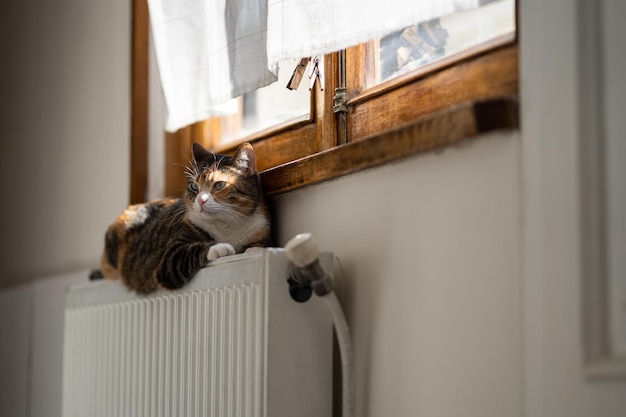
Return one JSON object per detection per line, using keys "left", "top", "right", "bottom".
{"left": 62, "top": 284, "right": 262, "bottom": 417}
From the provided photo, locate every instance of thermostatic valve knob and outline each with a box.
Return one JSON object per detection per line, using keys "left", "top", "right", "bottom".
{"left": 285, "top": 232, "right": 319, "bottom": 267}
{"left": 285, "top": 233, "right": 334, "bottom": 297}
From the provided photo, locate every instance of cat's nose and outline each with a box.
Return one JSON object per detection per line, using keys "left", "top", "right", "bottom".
{"left": 198, "top": 192, "right": 210, "bottom": 206}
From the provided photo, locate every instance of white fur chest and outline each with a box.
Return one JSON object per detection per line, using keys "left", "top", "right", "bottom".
{"left": 191, "top": 210, "right": 268, "bottom": 252}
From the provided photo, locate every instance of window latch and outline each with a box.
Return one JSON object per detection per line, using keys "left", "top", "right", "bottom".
{"left": 333, "top": 87, "right": 348, "bottom": 113}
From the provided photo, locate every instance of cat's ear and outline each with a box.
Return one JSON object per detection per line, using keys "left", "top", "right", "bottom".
{"left": 232, "top": 143, "right": 257, "bottom": 176}
{"left": 192, "top": 142, "right": 212, "bottom": 164}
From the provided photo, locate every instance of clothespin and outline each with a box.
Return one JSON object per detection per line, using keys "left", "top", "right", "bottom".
{"left": 287, "top": 57, "right": 311, "bottom": 90}
{"left": 309, "top": 56, "right": 324, "bottom": 91}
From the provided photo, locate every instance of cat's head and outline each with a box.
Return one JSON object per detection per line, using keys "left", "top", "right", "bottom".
{"left": 184, "top": 142, "right": 264, "bottom": 223}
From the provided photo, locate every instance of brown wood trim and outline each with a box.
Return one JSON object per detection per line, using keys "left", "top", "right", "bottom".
{"left": 347, "top": 44, "right": 518, "bottom": 141}
{"left": 208, "top": 52, "right": 341, "bottom": 172}
{"left": 317, "top": 52, "right": 340, "bottom": 151}
{"left": 345, "top": 44, "right": 369, "bottom": 102}
{"left": 164, "top": 128, "right": 190, "bottom": 198}
{"left": 211, "top": 114, "right": 312, "bottom": 154}
{"left": 130, "top": 0, "right": 150, "bottom": 204}
{"left": 261, "top": 98, "right": 518, "bottom": 196}
{"left": 246, "top": 123, "right": 318, "bottom": 171}
{"left": 347, "top": 34, "right": 516, "bottom": 105}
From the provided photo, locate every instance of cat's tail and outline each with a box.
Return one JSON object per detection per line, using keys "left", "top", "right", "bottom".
{"left": 89, "top": 269, "right": 104, "bottom": 280}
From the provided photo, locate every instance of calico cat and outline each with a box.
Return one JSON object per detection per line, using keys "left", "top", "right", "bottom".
{"left": 98, "top": 142, "right": 271, "bottom": 294}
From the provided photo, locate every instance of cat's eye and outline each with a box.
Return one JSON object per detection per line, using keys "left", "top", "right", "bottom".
{"left": 188, "top": 182, "right": 199, "bottom": 193}
{"left": 213, "top": 181, "right": 227, "bottom": 191}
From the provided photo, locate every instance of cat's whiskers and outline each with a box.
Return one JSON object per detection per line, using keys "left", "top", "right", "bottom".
{"left": 231, "top": 194, "right": 258, "bottom": 204}
{"left": 184, "top": 167, "right": 196, "bottom": 181}
{"left": 206, "top": 201, "right": 242, "bottom": 215}
{"left": 168, "top": 204, "right": 189, "bottom": 227}
{"left": 185, "top": 161, "right": 196, "bottom": 174}
{"left": 216, "top": 155, "right": 228, "bottom": 170}
{"left": 200, "top": 201, "right": 246, "bottom": 222}
{"left": 174, "top": 162, "right": 199, "bottom": 182}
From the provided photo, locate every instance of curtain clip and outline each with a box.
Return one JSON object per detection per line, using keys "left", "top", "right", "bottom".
{"left": 309, "top": 56, "right": 324, "bottom": 91}
{"left": 286, "top": 57, "right": 311, "bottom": 90}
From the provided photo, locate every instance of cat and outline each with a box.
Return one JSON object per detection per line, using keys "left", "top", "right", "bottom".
{"left": 98, "top": 142, "right": 272, "bottom": 294}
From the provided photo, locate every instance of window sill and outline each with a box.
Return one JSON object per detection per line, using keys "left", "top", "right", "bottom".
{"left": 261, "top": 97, "right": 519, "bottom": 196}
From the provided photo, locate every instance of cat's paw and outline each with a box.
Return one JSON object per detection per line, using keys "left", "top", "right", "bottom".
{"left": 207, "top": 243, "right": 236, "bottom": 261}
{"left": 244, "top": 246, "right": 265, "bottom": 255}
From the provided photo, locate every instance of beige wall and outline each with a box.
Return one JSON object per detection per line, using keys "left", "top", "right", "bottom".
{"left": 521, "top": 0, "right": 626, "bottom": 416}
{"left": 0, "top": 0, "right": 130, "bottom": 287}
{"left": 1, "top": 0, "right": 626, "bottom": 417}
{"left": 272, "top": 132, "right": 524, "bottom": 417}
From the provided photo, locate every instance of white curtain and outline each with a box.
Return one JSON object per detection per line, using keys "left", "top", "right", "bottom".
{"left": 266, "top": 0, "right": 476, "bottom": 63}
{"left": 148, "top": 0, "right": 477, "bottom": 132}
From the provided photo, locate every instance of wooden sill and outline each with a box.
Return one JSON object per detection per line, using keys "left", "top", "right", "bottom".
{"left": 261, "top": 97, "right": 519, "bottom": 196}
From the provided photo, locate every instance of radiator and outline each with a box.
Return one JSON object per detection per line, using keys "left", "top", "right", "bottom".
{"left": 62, "top": 249, "right": 333, "bottom": 417}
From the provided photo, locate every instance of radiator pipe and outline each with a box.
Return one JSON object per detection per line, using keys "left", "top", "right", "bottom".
{"left": 285, "top": 233, "right": 355, "bottom": 417}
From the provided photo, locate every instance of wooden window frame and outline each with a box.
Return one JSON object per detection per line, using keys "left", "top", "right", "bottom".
{"left": 130, "top": 0, "right": 149, "bottom": 204}
{"left": 131, "top": 1, "right": 519, "bottom": 203}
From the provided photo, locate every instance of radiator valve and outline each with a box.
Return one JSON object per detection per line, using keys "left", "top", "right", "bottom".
{"left": 285, "top": 233, "right": 334, "bottom": 300}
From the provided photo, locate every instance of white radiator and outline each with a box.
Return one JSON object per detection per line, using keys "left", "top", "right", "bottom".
{"left": 62, "top": 248, "right": 333, "bottom": 417}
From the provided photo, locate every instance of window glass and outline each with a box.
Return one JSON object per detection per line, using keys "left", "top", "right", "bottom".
{"left": 219, "top": 60, "right": 311, "bottom": 145}
{"left": 367, "top": 0, "right": 516, "bottom": 87}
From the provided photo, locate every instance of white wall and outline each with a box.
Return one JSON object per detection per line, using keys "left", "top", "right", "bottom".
{"left": 521, "top": 0, "right": 626, "bottom": 416}
{"left": 604, "top": 0, "right": 626, "bottom": 357}
{"left": 273, "top": 132, "right": 524, "bottom": 417}
{"left": 0, "top": 272, "right": 86, "bottom": 417}
{"left": 29, "top": 272, "right": 88, "bottom": 417}
{"left": 1, "top": 0, "right": 626, "bottom": 416}
{"left": 0, "top": 1, "right": 130, "bottom": 415}
{"left": 0, "top": 0, "right": 131, "bottom": 287}
{"left": 0, "top": 285, "right": 32, "bottom": 417}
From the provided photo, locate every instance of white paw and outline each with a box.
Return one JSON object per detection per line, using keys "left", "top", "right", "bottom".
{"left": 244, "top": 246, "right": 265, "bottom": 255}
{"left": 207, "top": 243, "right": 236, "bottom": 261}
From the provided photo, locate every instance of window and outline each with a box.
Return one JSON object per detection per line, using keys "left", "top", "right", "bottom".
{"left": 367, "top": 0, "right": 515, "bottom": 87}
{"left": 218, "top": 60, "right": 312, "bottom": 146}
{"left": 131, "top": 0, "right": 519, "bottom": 203}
